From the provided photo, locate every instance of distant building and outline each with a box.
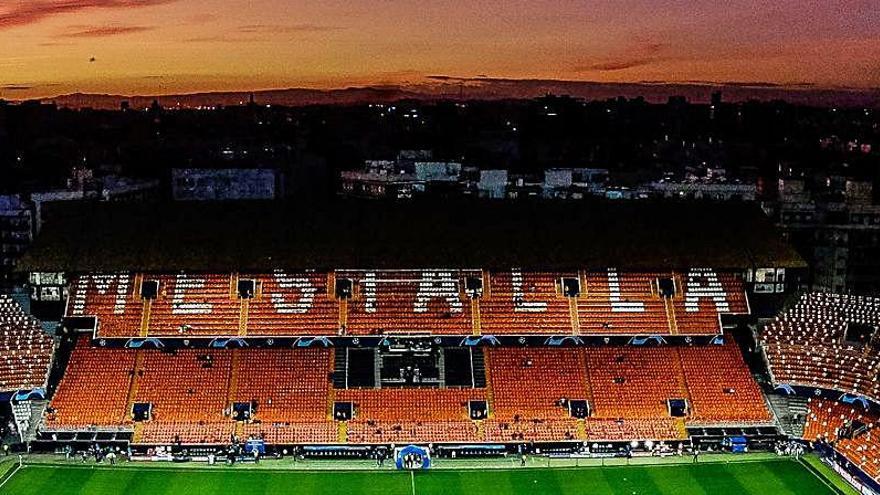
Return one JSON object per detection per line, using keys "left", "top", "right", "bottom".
{"left": 172, "top": 168, "right": 280, "bottom": 201}
{"left": 775, "top": 177, "right": 880, "bottom": 294}
{"left": 339, "top": 155, "right": 462, "bottom": 199}
{"left": 542, "top": 168, "right": 609, "bottom": 199}
{"left": 477, "top": 170, "right": 509, "bottom": 199}
{"left": 648, "top": 180, "right": 757, "bottom": 201}
{"left": 0, "top": 170, "right": 157, "bottom": 289}
{"left": 0, "top": 195, "right": 33, "bottom": 288}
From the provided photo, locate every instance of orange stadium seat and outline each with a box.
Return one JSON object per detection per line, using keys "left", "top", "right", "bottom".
{"left": 579, "top": 270, "right": 670, "bottom": 335}
{"left": 245, "top": 271, "right": 340, "bottom": 336}
{"left": 343, "top": 270, "right": 476, "bottom": 335}
{"left": 480, "top": 271, "right": 573, "bottom": 335}
{"left": 45, "top": 339, "right": 769, "bottom": 445}
{"left": 133, "top": 349, "right": 231, "bottom": 423}
{"left": 147, "top": 274, "right": 240, "bottom": 336}
{"left": 586, "top": 347, "right": 688, "bottom": 418}
{"left": 46, "top": 339, "right": 135, "bottom": 428}
{"left": 678, "top": 343, "right": 771, "bottom": 423}
{"left": 803, "top": 398, "right": 880, "bottom": 481}
{"left": 0, "top": 295, "right": 53, "bottom": 392}
{"left": 233, "top": 347, "right": 333, "bottom": 423}
{"left": 761, "top": 293, "right": 880, "bottom": 403}
{"left": 67, "top": 273, "right": 142, "bottom": 337}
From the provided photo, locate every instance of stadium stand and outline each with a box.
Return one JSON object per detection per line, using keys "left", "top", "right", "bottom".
{"left": 343, "top": 270, "right": 476, "bottom": 335}
{"left": 43, "top": 337, "right": 769, "bottom": 445}
{"left": 480, "top": 271, "right": 573, "bottom": 335}
{"left": 588, "top": 347, "right": 689, "bottom": 419}
{"left": 761, "top": 293, "right": 880, "bottom": 403}
{"left": 0, "top": 295, "right": 52, "bottom": 391}
{"left": 803, "top": 398, "right": 880, "bottom": 481}
{"left": 579, "top": 270, "right": 671, "bottom": 334}
{"left": 245, "top": 271, "right": 339, "bottom": 336}
{"left": 45, "top": 339, "right": 134, "bottom": 428}
{"left": 68, "top": 273, "right": 142, "bottom": 337}
{"left": 147, "top": 274, "right": 241, "bottom": 336}
{"left": 678, "top": 343, "right": 772, "bottom": 423}
{"left": 69, "top": 269, "right": 749, "bottom": 339}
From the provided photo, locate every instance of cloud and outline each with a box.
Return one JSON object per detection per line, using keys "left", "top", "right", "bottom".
{"left": 0, "top": 1, "right": 176, "bottom": 30}
{"left": 237, "top": 23, "right": 343, "bottom": 34}
{"left": 185, "top": 23, "right": 343, "bottom": 43}
{"left": 577, "top": 58, "right": 658, "bottom": 72}
{"left": 60, "top": 25, "right": 154, "bottom": 37}
{"left": 574, "top": 39, "right": 668, "bottom": 73}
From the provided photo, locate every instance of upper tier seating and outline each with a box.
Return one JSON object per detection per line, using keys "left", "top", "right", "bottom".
{"left": 343, "top": 270, "right": 476, "bottom": 335}
{"left": 671, "top": 270, "right": 749, "bottom": 334}
{"left": 481, "top": 271, "right": 573, "bottom": 335}
{"left": 68, "top": 273, "right": 142, "bottom": 336}
{"left": 246, "top": 271, "right": 339, "bottom": 336}
{"left": 579, "top": 269, "right": 748, "bottom": 335}
{"left": 0, "top": 295, "right": 53, "bottom": 391}
{"left": 579, "top": 271, "right": 671, "bottom": 334}
{"left": 74, "top": 269, "right": 748, "bottom": 338}
{"left": 803, "top": 398, "right": 880, "bottom": 481}
{"left": 148, "top": 274, "right": 240, "bottom": 335}
{"left": 761, "top": 293, "right": 880, "bottom": 403}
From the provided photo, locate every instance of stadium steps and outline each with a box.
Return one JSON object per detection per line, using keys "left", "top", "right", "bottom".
{"left": 482, "top": 350, "right": 495, "bottom": 418}
{"left": 234, "top": 421, "right": 244, "bottom": 439}
{"left": 24, "top": 399, "right": 48, "bottom": 442}
{"left": 337, "top": 421, "right": 348, "bottom": 443}
{"left": 576, "top": 419, "right": 587, "bottom": 440}
{"left": 470, "top": 298, "right": 481, "bottom": 336}
{"left": 327, "top": 352, "right": 337, "bottom": 420}
{"left": 132, "top": 422, "right": 145, "bottom": 443}
{"left": 238, "top": 299, "right": 249, "bottom": 337}
{"left": 123, "top": 350, "right": 144, "bottom": 422}
{"left": 674, "top": 348, "right": 695, "bottom": 416}
{"left": 767, "top": 394, "right": 808, "bottom": 437}
{"left": 339, "top": 299, "right": 349, "bottom": 333}
{"left": 568, "top": 297, "right": 580, "bottom": 335}
{"left": 674, "top": 418, "right": 688, "bottom": 438}
{"left": 664, "top": 296, "right": 678, "bottom": 335}
{"left": 139, "top": 298, "right": 152, "bottom": 338}
{"left": 226, "top": 349, "right": 240, "bottom": 412}
{"left": 471, "top": 348, "right": 487, "bottom": 388}
{"left": 333, "top": 349, "right": 347, "bottom": 388}
{"left": 474, "top": 420, "right": 485, "bottom": 441}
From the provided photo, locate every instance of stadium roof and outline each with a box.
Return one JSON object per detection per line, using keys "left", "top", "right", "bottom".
{"left": 17, "top": 199, "right": 806, "bottom": 272}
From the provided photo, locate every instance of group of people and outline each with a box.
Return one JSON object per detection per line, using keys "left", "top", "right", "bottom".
{"left": 68, "top": 444, "right": 125, "bottom": 465}
{"left": 774, "top": 440, "right": 805, "bottom": 459}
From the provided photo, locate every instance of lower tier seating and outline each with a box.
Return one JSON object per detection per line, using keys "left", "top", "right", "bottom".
{"left": 45, "top": 340, "right": 770, "bottom": 445}
{"left": 802, "top": 398, "right": 880, "bottom": 481}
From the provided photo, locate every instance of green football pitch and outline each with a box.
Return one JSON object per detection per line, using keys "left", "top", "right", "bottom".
{"left": 0, "top": 458, "right": 849, "bottom": 495}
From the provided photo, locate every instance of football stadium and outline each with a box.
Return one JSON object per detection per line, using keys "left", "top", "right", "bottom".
{"left": 0, "top": 200, "right": 878, "bottom": 494}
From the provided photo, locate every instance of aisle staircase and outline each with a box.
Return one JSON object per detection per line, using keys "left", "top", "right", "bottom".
{"left": 767, "top": 394, "right": 809, "bottom": 437}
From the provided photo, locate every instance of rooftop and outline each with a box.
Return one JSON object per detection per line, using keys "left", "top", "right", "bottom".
{"left": 17, "top": 199, "right": 805, "bottom": 272}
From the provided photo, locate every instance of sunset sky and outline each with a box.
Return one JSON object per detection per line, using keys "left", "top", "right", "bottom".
{"left": 1, "top": 0, "right": 879, "bottom": 99}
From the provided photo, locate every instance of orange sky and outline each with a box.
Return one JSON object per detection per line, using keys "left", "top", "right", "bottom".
{"left": 1, "top": 0, "right": 878, "bottom": 99}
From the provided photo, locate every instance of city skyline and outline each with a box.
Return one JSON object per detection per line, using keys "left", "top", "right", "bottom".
{"left": 1, "top": 0, "right": 879, "bottom": 100}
